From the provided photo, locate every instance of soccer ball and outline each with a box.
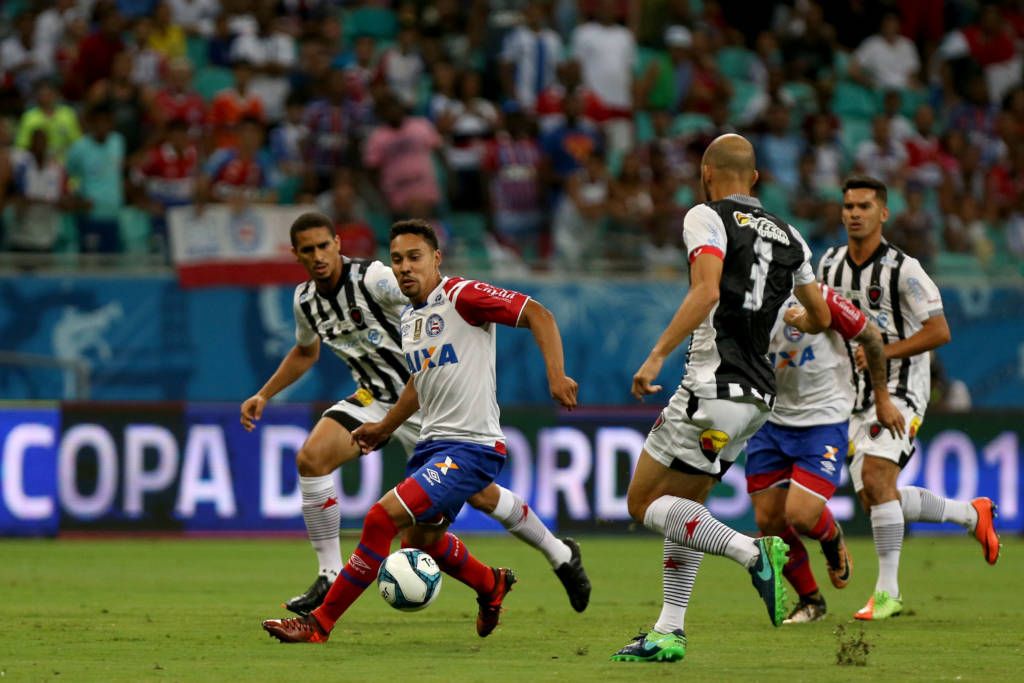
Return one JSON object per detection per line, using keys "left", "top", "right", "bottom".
{"left": 378, "top": 548, "right": 443, "bottom": 612}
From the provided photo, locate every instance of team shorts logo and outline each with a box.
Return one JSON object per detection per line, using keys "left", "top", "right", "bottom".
{"left": 434, "top": 456, "right": 459, "bottom": 475}
{"left": 869, "top": 422, "right": 883, "bottom": 439}
{"left": 354, "top": 388, "right": 374, "bottom": 406}
{"left": 867, "top": 285, "right": 883, "bottom": 309}
{"left": 823, "top": 445, "right": 838, "bottom": 461}
{"left": 650, "top": 410, "right": 666, "bottom": 433}
{"left": 423, "top": 469, "right": 441, "bottom": 486}
{"left": 699, "top": 429, "right": 730, "bottom": 461}
{"left": 426, "top": 314, "right": 445, "bottom": 337}
{"left": 909, "top": 415, "right": 922, "bottom": 440}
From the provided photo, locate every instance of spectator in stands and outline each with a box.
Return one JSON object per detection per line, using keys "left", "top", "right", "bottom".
{"left": 15, "top": 80, "right": 80, "bottom": 160}
{"left": 1, "top": 10, "right": 53, "bottom": 97}
{"left": 442, "top": 70, "right": 499, "bottom": 212}
{"left": 199, "top": 115, "right": 279, "bottom": 205}
{"left": 34, "top": 0, "right": 82, "bottom": 73}
{"left": 904, "top": 104, "right": 943, "bottom": 189}
{"left": 379, "top": 22, "right": 424, "bottom": 109}
{"left": 791, "top": 152, "right": 824, "bottom": 223}
{"left": 88, "top": 51, "right": 147, "bottom": 156}
{"left": 855, "top": 115, "right": 908, "bottom": 187}
{"left": 685, "top": 30, "right": 733, "bottom": 117}
{"left": 939, "top": 4, "right": 1022, "bottom": 104}
{"left": 758, "top": 101, "right": 804, "bottom": 192}
{"left": 133, "top": 116, "right": 198, "bottom": 252}
{"left": 363, "top": 93, "right": 442, "bottom": 219}
{"left": 268, "top": 92, "right": 308, "bottom": 187}
{"left": 127, "top": 15, "right": 164, "bottom": 88}
{"left": 6, "top": 127, "right": 75, "bottom": 252}
{"left": 484, "top": 106, "right": 546, "bottom": 259}
{"left": 943, "top": 194, "right": 993, "bottom": 262}
{"left": 168, "top": 0, "right": 219, "bottom": 37}
{"left": 806, "top": 112, "right": 843, "bottom": 194}
{"left": 571, "top": 0, "right": 636, "bottom": 154}
{"left": 230, "top": 7, "right": 296, "bottom": 121}
{"left": 288, "top": 36, "right": 332, "bottom": 101}
{"left": 608, "top": 149, "right": 655, "bottom": 266}
{"left": 552, "top": 147, "right": 608, "bottom": 271}
{"left": 849, "top": 12, "right": 920, "bottom": 90}
{"left": 302, "top": 68, "right": 354, "bottom": 193}
{"left": 500, "top": 1, "right": 564, "bottom": 112}
{"left": 888, "top": 183, "right": 937, "bottom": 268}
{"left": 150, "top": 57, "right": 206, "bottom": 135}
{"left": 71, "top": 1, "right": 126, "bottom": 99}
{"left": 66, "top": 101, "right": 126, "bottom": 253}
{"left": 986, "top": 145, "right": 1024, "bottom": 217}
{"left": 148, "top": 1, "right": 187, "bottom": 60}
{"left": 642, "top": 25, "right": 694, "bottom": 115}
{"left": 882, "top": 90, "right": 914, "bottom": 144}
{"left": 780, "top": 1, "right": 836, "bottom": 82}
{"left": 539, "top": 89, "right": 601, "bottom": 196}
{"left": 207, "top": 12, "right": 237, "bottom": 68}
{"left": 210, "top": 58, "right": 266, "bottom": 148}
{"left": 315, "top": 169, "right": 376, "bottom": 260}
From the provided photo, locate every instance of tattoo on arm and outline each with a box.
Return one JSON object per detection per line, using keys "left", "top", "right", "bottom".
{"left": 860, "top": 327, "right": 889, "bottom": 393}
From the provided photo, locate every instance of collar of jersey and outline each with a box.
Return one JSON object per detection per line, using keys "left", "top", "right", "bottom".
{"left": 844, "top": 238, "right": 889, "bottom": 271}
{"left": 723, "top": 193, "right": 762, "bottom": 207}
{"left": 412, "top": 277, "right": 448, "bottom": 310}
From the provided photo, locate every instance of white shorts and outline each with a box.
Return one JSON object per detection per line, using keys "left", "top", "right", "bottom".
{"left": 644, "top": 385, "right": 771, "bottom": 479}
{"left": 323, "top": 390, "right": 422, "bottom": 457}
{"left": 848, "top": 399, "right": 923, "bottom": 492}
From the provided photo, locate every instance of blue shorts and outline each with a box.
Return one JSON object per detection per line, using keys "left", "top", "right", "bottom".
{"left": 745, "top": 421, "right": 847, "bottom": 500}
{"left": 395, "top": 440, "right": 507, "bottom": 523}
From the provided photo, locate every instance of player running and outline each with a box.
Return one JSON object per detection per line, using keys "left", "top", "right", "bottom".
{"left": 242, "top": 212, "right": 589, "bottom": 618}
{"left": 821, "top": 175, "right": 999, "bottom": 621}
{"left": 611, "top": 134, "right": 832, "bottom": 664}
{"left": 262, "top": 219, "right": 578, "bottom": 642}
{"left": 747, "top": 284, "right": 904, "bottom": 623}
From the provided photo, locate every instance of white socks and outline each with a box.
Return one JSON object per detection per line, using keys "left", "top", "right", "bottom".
{"left": 300, "top": 474, "right": 342, "bottom": 580}
{"left": 899, "top": 486, "right": 978, "bottom": 530}
{"left": 644, "top": 495, "right": 759, "bottom": 568}
{"left": 870, "top": 499, "right": 904, "bottom": 597}
{"left": 490, "top": 486, "right": 571, "bottom": 568}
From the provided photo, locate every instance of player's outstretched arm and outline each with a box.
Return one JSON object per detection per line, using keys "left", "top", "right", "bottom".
{"left": 632, "top": 253, "right": 723, "bottom": 400}
{"left": 856, "top": 321, "right": 906, "bottom": 438}
{"left": 790, "top": 281, "right": 832, "bottom": 333}
{"left": 353, "top": 377, "right": 420, "bottom": 453}
{"left": 877, "top": 313, "right": 952, "bottom": 360}
{"left": 517, "top": 299, "right": 578, "bottom": 409}
{"left": 240, "top": 341, "right": 319, "bottom": 431}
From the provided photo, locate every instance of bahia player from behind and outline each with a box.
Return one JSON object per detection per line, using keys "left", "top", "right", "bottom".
{"left": 261, "top": 219, "right": 579, "bottom": 643}
{"left": 242, "top": 212, "right": 589, "bottom": 618}
{"left": 747, "top": 284, "right": 904, "bottom": 623}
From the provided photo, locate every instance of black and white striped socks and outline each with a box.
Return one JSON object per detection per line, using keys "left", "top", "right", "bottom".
{"left": 899, "top": 486, "right": 977, "bottom": 530}
{"left": 643, "top": 495, "right": 759, "bottom": 567}
{"left": 654, "top": 539, "right": 703, "bottom": 634}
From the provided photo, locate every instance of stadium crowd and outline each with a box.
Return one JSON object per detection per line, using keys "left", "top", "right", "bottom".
{"left": 0, "top": 0, "right": 1022, "bottom": 275}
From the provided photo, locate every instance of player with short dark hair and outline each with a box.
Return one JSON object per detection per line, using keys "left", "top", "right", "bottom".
{"left": 822, "top": 176, "right": 998, "bottom": 621}
{"left": 243, "top": 212, "right": 590, "bottom": 619}
{"left": 611, "top": 134, "right": 833, "bottom": 663}
{"left": 261, "top": 219, "right": 579, "bottom": 642}
{"left": 746, "top": 285, "right": 904, "bottom": 623}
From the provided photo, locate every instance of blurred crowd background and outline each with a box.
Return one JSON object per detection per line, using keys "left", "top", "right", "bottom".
{"left": 0, "top": 0, "right": 1022, "bottom": 276}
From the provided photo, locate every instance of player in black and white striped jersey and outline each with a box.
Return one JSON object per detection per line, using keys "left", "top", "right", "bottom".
{"left": 823, "top": 176, "right": 999, "bottom": 621}
{"left": 240, "top": 213, "right": 590, "bottom": 618}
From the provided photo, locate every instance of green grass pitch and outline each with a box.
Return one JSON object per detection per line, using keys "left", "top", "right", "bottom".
{"left": 2, "top": 534, "right": 1020, "bottom": 681}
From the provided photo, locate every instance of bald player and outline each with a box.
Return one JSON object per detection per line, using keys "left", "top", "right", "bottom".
{"left": 611, "top": 135, "right": 833, "bottom": 663}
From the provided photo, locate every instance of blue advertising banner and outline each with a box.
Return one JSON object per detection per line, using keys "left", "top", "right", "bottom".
{"left": 0, "top": 404, "right": 1019, "bottom": 537}
{"left": 1, "top": 275, "right": 1021, "bottom": 407}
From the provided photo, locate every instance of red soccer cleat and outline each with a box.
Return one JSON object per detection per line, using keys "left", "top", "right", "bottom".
{"left": 262, "top": 614, "right": 330, "bottom": 643}
{"left": 971, "top": 497, "right": 1001, "bottom": 565}
{"left": 476, "top": 567, "right": 517, "bottom": 638}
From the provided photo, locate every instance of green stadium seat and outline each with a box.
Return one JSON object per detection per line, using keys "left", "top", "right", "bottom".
{"left": 344, "top": 7, "right": 398, "bottom": 41}
{"left": 447, "top": 212, "right": 491, "bottom": 269}
{"left": 186, "top": 35, "right": 209, "bottom": 70}
{"left": 935, "top": 251, "right": 986, "bottom": 278}
{"left": 366, "top": 209, "right": 392, "bottom": 243}
{"left": 118, "top": 207, "right": 152, "bottom": 254}
{"left": 756, "top": 181, "right": 790, "bottom": 216}
{"left": 634, "top": 111, "right": 654, "bottom": 145}
{"left": 832, "top": 80, "right": 879, "bottom": 120}
{"left": 716, "top": 46, "right": 758, "bottom": 83}
{"left": 194, "top": 66, "right": 234, "bottom": 102}
{"left": 671, "top": 112, "right": 712, "bottom": 138}
{"left": 838, "top": 116, "right": 873, "bottom": 161}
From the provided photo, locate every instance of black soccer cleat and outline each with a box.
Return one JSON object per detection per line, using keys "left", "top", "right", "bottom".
{"left": 554, "top": 537, "right": 591, "bottom": 613}
{"left": 284, "top": 575, "right": 332, "bottom": 616}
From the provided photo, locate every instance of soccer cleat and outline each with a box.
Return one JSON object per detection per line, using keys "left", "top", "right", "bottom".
{"left": 262, "top": 614, "right": 330, "bottom": 643}
{"left": 970, "top": 497, "right": 1001, "bottom": 565}
{"left": 610, "top": 629, "right": 687, "bottom": 662}
{"left": 283, "top": 574, "right": 332, "bottom": 616}
{"left": 783, "top": 594, "right": 827, "bottom": 624}
{"left": 853, "top": 590, "right": 903, "bottom": 621}
{"left": 554, "top": 537, "right": 591, "bottom": 612}
{"left": 476, "top": 567, "right": 517, "bottom": 637}
{"left": 821, "top": 522, "right": 853, "bottom": 589}
{"left": 749, "top": 536, "right": 789, "bottom": 627}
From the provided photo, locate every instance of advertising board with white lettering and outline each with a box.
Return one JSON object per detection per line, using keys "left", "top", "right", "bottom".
{"left": 1, "top": 404, "right": 1019, "bottom": 536}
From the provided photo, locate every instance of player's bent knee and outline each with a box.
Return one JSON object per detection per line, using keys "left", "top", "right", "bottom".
{"left": 466, "top": 484, "right": 499, "bottom": 514}
{"left": 295, "top": 445, "right": 332, "bottom": 477}
{"left": 626, "top": 491, "right": 651, "bottom": 524}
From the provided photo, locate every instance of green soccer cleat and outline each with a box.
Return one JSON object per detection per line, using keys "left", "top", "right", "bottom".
{"left": 853, "top": 590, "right": 903, "bottom": 621}
{"left": 610, "top": 629, "right": 687, "bottom": 662}
{"left": 749, "top": 536, "right": 789, "bottom": 627}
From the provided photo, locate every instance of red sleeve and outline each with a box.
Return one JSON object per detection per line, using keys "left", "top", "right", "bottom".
{"left": 443, "top": 277, "right": 530, "bottom": 327}
{"left": 823, "top": 284, "right": 868, "bottom": 340}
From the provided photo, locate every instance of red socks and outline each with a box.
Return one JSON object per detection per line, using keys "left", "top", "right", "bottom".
{"left": 417, "top": 532, "right": 496, "bottom": 596}
{"left": 313, "top": 503, "right": 398, "bottom": 631}
{"left": 805, "top": 506, "right": 838, "bottom": 542}
{"left": 780, "top": 525, "right": 819, "bottom": 598}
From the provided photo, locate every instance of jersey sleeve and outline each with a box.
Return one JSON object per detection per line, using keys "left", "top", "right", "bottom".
{"left": 443, "top": 277, "right": 530, "bottom": 327}
{"left": 682, "top": 203, "right": 727, "bottom": 263}
{"left": 822, "top": 283, "right": 868, "bottom": 340}
{"left": 789, "top": 224, "right": 816, "bottom": 286}
{"left": 293, "top": 285, "right": 318, "bottom": 346}
{"left": 364, "top": 260, "right": 409, "bottom": 312}
{"left": 900, "top": 257, "right": 944, "bottom": 320}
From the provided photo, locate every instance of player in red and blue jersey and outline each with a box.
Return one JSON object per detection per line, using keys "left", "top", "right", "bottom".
{"left": 261, "top": 219, "right": 578, "bottom": 643}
